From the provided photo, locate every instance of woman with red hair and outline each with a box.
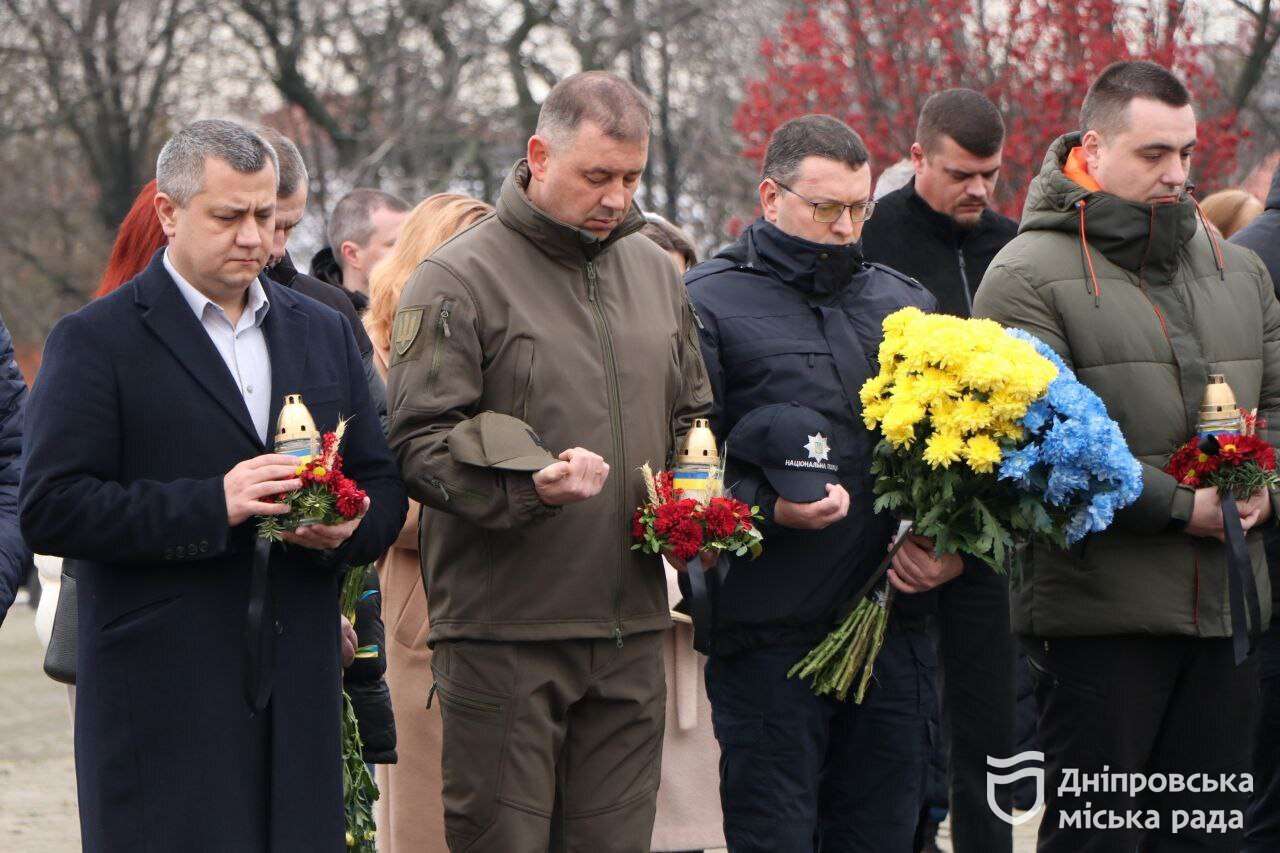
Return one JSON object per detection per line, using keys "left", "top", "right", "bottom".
{"left": 95, "top": 179, "right": 166, "bottom": 297}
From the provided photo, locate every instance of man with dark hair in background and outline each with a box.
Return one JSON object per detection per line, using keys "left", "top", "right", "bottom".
{"left": 686, "top": 113, "right": 940, "bottom": 851}
{"left": 861, "top": 88, "right": 1019, "bottom": 853}
{"left": 387, "top": 70, "right": 711, "bottom": 852}
{"left": 257, "top": 128, "right": 388, "bottom": 433}
{"left": 975, "top": 60, "right": 1280, "bottom": 851}
{"left": 255, "top": 127, "right": 396, "bottom": 767}
{"left": 328, "top": 188, "right": 410, "bottom": 311}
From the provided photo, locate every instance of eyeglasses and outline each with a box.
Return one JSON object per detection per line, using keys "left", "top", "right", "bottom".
{"left": 774, "top": 180, "right": 876, "bottom": 223}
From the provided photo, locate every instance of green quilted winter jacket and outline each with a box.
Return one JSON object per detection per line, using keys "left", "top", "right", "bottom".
{"left": 972, "top": 132, "right": 1280, "bottom": 639}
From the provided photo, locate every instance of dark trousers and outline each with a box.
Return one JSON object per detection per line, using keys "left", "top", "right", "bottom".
{"left": 937, "top": 563, "right": 1017, "bottom": 852}
{"left": 1026, "top": 636, "right": 1257, "bottom": 852}
{"left": 705, "top": 623, "right": 935, "bottom": 852}
{"left": 1245, "top": 622, "right": 1280, "bottom": 850}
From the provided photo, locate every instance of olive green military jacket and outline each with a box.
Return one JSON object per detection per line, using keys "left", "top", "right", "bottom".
{"left": 387, "top": 161, "right": 712, "bottom": 644}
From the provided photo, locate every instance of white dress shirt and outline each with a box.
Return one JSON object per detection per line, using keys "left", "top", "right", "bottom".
{"left": 164, "top": 250, "right": 272, "bottom": 444}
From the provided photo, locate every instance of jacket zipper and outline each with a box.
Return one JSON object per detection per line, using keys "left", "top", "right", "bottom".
{"left": 434, "top": 684, "right": 501, "bottom": 715}
{"left": 428, "top": 476, "right": 484, "bottom": 504}
{"left": 1138, "top": 285, "right": 1171, "bottom": 343}
{"left": 957, "top": 248, "right": 973, "bottom": 315}
{"left": 426, "top": 298, "right": 454, "bottom": 390}
{"left": 585, "top": 259, "right": 627, "bottom": 648}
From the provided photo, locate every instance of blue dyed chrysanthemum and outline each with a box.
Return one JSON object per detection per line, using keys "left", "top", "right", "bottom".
{"left": 999, "top": 329, "right": 1143, "bottom": 544}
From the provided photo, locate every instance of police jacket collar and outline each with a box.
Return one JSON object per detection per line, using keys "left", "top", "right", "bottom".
{"left": 725, "top": 218, "right": 865, "bottom": 298}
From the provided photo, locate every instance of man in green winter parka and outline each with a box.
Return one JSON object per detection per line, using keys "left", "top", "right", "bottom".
{"left": 974, "top": 60, "right": 1280, "bottom": 852}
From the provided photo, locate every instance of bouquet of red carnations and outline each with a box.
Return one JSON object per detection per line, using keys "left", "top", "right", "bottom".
{"left": 631, "top": 463, "right": 764, "bottom": 561}
{"left": 1165, "top": 410, "right": 1280, "bottom": 499}
{"left": 257, "top": 421, "right": 367, "bottom": 541}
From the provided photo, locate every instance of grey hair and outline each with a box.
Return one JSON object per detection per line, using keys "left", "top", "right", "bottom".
{"left": 255, "top": 127, "right": 308, "bottom": 198}
{"left": 327, "top": 188, "right": 411, "bottom": 268}
{"left": 156, "top": 119, "right": 279, "bottom": 206}
{"left": 535, "top": 70, "right": 652, "bottom": 147}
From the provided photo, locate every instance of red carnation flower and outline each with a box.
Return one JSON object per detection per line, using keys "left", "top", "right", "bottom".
{"left": 701, "top": 499, "right": 738, "bottom": 539}
{"left": 668, "top": 518, "right": 705, "bottom": 561}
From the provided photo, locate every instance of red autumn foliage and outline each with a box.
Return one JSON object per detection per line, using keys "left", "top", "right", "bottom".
{"left": 735, "top": 0, "right": 1243, "bottom": 222}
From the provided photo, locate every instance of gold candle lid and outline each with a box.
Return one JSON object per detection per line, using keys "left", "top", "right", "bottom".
{"left": 1198, "top": 374, "right": 1242, "bottom": 432}
{"left": 678, "top": 418, "right": 719, "bottom": 465}
{"left": 1199, "top": 375, "right": 1238, "bottom": 416}
{"left": 276, "top": 394, "right": 318, "bottom": 450}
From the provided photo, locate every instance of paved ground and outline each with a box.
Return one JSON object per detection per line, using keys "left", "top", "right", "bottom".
{"left": 0, "top": 603, "right": 79, "bottom": 852}
{"left": 0, "top": 600, "right": 1038, "bottom": 852}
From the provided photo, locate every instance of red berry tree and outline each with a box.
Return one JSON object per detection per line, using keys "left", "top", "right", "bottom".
{"left": 735, "top": 0, "right": 1242, "bottom": 220}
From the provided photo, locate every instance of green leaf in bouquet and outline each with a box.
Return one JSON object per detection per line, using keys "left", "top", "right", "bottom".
{"left": 914, "top": 501, "right": 947, "bottom": 533}
{"left": 873, "top": 490, "right": 905, "bottom": 514}
{"left": 940, "top": 466, "right": 958, "bottom": 504}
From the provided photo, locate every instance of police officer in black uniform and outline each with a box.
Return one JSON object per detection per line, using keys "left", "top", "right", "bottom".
{"left": 686, "top": 114, "right": 947, "bottom": 852}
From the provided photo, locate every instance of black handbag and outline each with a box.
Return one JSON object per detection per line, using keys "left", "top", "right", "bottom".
{"left": 42, "top": 560, "right": 77, "bottom": 685}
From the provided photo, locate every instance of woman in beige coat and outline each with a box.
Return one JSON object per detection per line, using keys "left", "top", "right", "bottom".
{"left": 643, "top": 216, "right": 726, "bottom": 853}
{"left": 364, "top": 193, "right": 492, "bottom": 852}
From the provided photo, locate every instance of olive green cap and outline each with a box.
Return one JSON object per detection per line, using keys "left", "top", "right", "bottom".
{"left": 447, "top": 411, "right": 558, "bottom": 472}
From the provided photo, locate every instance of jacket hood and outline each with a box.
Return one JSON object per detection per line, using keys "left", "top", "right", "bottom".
{"left": 496, "top": 160, "right": 647, "bottom": 267}
{"left": 1021, "top": 132, "right": 1215, "bottom": 288}
{"left": 717, "top": 218, "right": 865, "bottom": 297}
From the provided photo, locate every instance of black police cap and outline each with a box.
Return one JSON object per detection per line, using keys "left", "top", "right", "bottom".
{"left": 725, "top": 402, "right": 840, "bottom": 503}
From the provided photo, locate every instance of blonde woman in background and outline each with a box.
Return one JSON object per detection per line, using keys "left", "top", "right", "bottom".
{"left": 642, "top": 213, "right": 727, "bottom": 853}
{"left": 1200, "top": 188, "right": 1263, "bottom": 239}
{"left": 364, "top": 193, "right": 492, "bottom": 852}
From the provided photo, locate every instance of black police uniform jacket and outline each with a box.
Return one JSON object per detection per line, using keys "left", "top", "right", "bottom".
{"left": 19, "top": 250, "right": 407, "bottom": 852}
{"left": 686, "top": 218, "right": 935, "bottom": 655}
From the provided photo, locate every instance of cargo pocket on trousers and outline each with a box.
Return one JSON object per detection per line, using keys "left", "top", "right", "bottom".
{"left": 434, "top": 675, "right": 510, "bottom": 846}
{"left": 710, "top": 711, "right": 774, "bottom": 825}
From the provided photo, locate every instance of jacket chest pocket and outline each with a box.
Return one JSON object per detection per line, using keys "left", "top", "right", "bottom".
{"left": 507, "top": 336, "right": 535, "bottom": 421}
{"left": 722, "top": 336, "right": 838, "bottom": 395}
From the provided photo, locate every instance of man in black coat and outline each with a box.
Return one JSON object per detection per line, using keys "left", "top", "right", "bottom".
{"left": 861, "top": 89, "right": 1019, "bottom": 853}
{"left": 0, "top": 314, "right": 31, "bottom": 625}
{"left": 255, "top": 129, "right": 397, "bottom": 762}
{"left": 257, "top": 128, "right": 388, "bottom": 436}
{"left": 687, "top": 114, "right": 943, "bottom": 852}
{"left": 19, "top": 119, "right": 406, "bottom": 852}
{"left": 1231, "top": 165, "right": 1280, "bottom": 851}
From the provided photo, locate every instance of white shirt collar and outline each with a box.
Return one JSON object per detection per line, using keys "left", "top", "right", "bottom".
{"left": 164, "top": 249, "right": 270, "bottom": 329}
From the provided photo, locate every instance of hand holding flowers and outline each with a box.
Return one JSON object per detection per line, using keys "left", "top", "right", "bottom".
{"left": 631, "top": 464, "right": 763, "bottom": 565}
{"left": 257, "top": 422, "right": 368, "bottom": 544}
{"left": 790, "top": 308, "right": 1143, "bottom": 702}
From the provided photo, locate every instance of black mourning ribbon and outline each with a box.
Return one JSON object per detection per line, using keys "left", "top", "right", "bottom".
{"left": 244, "top": 536, "right": 276, "bottom": 713}
{"left": 686, "top": 552, "right": 727, "bottom": 655}
{"left": 836, "top": 520, "right": 915, "bottom": 622}
{"left": 1221, "top": 497, "right": 1263, "bottom": 665}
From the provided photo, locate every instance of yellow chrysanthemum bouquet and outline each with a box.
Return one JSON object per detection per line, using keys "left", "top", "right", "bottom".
{"left": 790, "top": 307, "right": 1142, "bottom": 700}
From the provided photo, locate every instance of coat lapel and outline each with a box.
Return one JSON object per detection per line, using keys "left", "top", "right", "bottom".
{"left": 261, "top": 279, "right": 310, "bottom": 450}
{"left": 134, "top": 253, "right": 264, "bottom": 449}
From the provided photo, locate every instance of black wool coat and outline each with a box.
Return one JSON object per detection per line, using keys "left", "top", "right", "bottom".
{"left": 19, "top": 250, "right": 407, "bottom": 852}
